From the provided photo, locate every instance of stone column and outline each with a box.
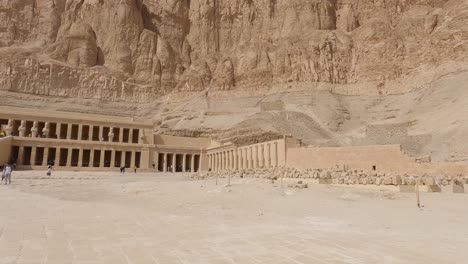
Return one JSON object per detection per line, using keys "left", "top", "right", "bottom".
{"left": 42, "top": 147, "right": 49, "bottom": 166}
{"left": 119, "top": 128, "right": 124, "bottom": 143}
{"left": 5, "top": 119, "right": 13, "bottom": 136}
{"left": 77, "top": 148, "right": 83, "bottom": 167}
{"left": 66, "top": 148, "right": 72, "bottom": 167}
{"left": 129, "top": 129, "right": 134, "bottom": 143}
{"left": 56, "top": 123, "right": 62, "bottom": 139}
{"left": 99, "top": 126, "right": 103, "bottom": 142}
{"left": 190, "top": 155, "right": 195, "bottom": 173}
{"left": 215, "top": 153, "right": 219, "bottom": 171}
{"left": 221, "top": 152, "right": 225, "bottom": 171}
{"left": 78, "top": 124, "right": 83, "bottom": 140}
{"left": 163, "top": 153, "right": 167, "bottom": 172}
{"left": 66, "top": 124, "right": 72, "bottom": 140}
{"left": 266, "top": 144, "right": 271, "bottom": 168}
{"left": 17, "top": 146, "right": 24, "bottom": 165}
{"left": 55, "top": 148, "right": 61, "bottom": 166}
{"left": 182, "top": 154, "right": 187, "bottom": 172}
{"left": 172, "top": 154, "right": 176, "bottom": 172}
{"left": 110, "top": 149, "right": 116, "bottom": 168}
{"left": 43, "top": 122, "right": 50, "bottom": 138}
{"left": 30, "top": 147, "right": 37, "bottom": 166}
{"left": 89, "top": 125, "right": 93, "bottom": 141}
{"left": 130, "top": 150, "right": 136, "bottom": 167}
{"left": 90, "top": 149, "right": 95, "bottom": 167}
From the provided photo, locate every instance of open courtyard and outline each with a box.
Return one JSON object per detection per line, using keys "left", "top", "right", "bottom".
{"left": 0, "top": 171, "right": 467, "bottom": 264}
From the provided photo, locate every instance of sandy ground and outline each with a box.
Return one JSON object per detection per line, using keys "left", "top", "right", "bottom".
{"left": 0, "top": 171, "right": 467, "bottom": 264}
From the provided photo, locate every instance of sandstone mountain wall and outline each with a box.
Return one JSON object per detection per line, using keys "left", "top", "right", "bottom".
{"left": 1, "top": 0, "right": 467, "bottom": 101}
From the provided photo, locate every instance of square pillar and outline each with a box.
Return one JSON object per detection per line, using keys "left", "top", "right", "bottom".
{"left": 18, "top": 146, "right": 24, "bottom": 165}
{"left": 100, "top": 149, "right": 105, "bottom": 168}
{"left": 110, "top": 149, "right": 116, "bottom": 168}
{"left": 129, "top": 129, "right": 134, "bottom": 143}
{"left": 99, "top": 126, "right": 103, "bottom": 142}
{"left": 90, "top": 149, "right": 95, "bottom": 167}
{"left": 56, "top": 123, "right": 61, "bottom": 139}
{"left": 119, "top": 128, "right": 124, "bottom": 143}
{"left": 30, "top": 147, "right": 37, "bottom": 166}
{"left": 266, "top": 144, "right": 271, "bottom": 168}
{"left": 121, "top": 150, "right": 126, "bottom": 167}
{"left": 89, "top": 125, "right": 93, "bottom": 141}
{"left": 78, "top": 124, "right": 83, "bottom": 141}
{"left": 172, "top": 154, "right": 176, "bottom": 172}
{"left": 234, "top": 150, "right": 238, "bottom": 170}
{"left": 182, "top": 154, "right": 187, "bottom": 172}
{"left": 190, "top": 155, "right": 195, "bottom": 173}
{"left": 259, "top": 145, "right": 265, "bottom": 168}
{"left": 130, "top": 150, "right": 136, "bottom": 167}
{"left": 77, "top": 148, "right": 83, "bottom": 167}
{"left": 163, "top": 153, "right": 167, "bottom": 172}
{"left": 272, "top": 142, "right": 278, "bottom": 167}
{"left": 66, "top": 148, "right": 72, "bottom": 167}
{"left": 42, "top": 147, "right": 49, "bottom": 166}
{"left": 66, "top": 124, "right": 72, "bottom": 140}
{"left": 55, "top": 148, "right": 61, "bottom": 167}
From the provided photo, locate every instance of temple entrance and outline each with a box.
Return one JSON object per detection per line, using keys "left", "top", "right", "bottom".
{"left": 59, "top": 148, "right": 68, "bottom": 166}
{"left": 185, "top": 154, "right": 192, "bottom": 172}
{"left": 167, "top": 154, "right": 173, "bottom": 172}
{"left": 194, "top": 155, "right": 200, "bottom": 172}
{"left": 158, "top": 153, "right": 164, "bottom": 171}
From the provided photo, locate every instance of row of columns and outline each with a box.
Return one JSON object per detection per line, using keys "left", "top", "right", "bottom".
{"left": 208, "top": 142, "right": 279, "bottom": 171}
{"left": 158, "top": 153, "right": 200, "bottom": 173}
{"left": 4, "top": 119, "right": 141, "bottom": 144}
{"left": 16, "top": 146, "right": 139, "bottom": 168}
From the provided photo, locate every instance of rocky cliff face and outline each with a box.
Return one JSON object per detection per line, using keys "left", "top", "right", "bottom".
{"left": 1, "top": 0, "right": 467, "bottom": 102}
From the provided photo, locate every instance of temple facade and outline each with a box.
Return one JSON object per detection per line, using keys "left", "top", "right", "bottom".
{"left": 0, "top": 107, "right": 296, "bottom": 172}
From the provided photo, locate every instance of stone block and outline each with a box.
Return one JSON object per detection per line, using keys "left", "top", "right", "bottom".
{"left": 319, "top": 178, "right": 332, "bottom": 184}
{"left": 426, "top": 185, "right": 441, "bottom": 193}
{"left": 399, "top": 185, "right": 415, "bottom": 193}
{"left": 453, "top": 184, "right": 465, "bottom": 194}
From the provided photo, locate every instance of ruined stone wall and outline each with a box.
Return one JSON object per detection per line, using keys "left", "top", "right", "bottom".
{"left": 286, "top": 145, "right": 416, "bottom": 173}
{"left": 154, "top": 135, "right": 212, "bottom": 148}
{"left": 0, "top": 136, "right": 12, "bottom": 165}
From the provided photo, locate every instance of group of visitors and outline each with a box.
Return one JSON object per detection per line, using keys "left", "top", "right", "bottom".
{"left": 1, "top": 164, "right": 13, "bottom": 185}
{"left": 120, "top": 166, "right": 139, "bottom": 174}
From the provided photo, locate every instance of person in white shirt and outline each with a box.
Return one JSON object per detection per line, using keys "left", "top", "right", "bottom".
{"left": 4, "top": 164, "right": 12, "bottom": 185}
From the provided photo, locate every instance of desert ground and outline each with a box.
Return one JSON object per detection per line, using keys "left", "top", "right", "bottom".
{"left": 0, "top": 171, "right": 467, "bottom": 264}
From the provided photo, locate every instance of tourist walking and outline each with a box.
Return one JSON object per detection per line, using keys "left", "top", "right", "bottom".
{"left": 120, "top": 166, "right": 125, "bottom": 174}
{"left": 134, "top": 166, "right": 137, "bottom": 173}
{"left": 3, "top": 164, "right": 12, "bottom": 185}
{"left": 46, "top": 165, "right": 52, "bottom": 176}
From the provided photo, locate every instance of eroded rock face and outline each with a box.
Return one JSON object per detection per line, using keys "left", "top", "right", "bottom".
{"left": 0, "top": 0, "right": 467, "bottom": 101}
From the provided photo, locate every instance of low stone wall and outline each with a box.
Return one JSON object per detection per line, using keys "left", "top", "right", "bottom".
{"left": 193, "top": 167, "right": 468, "bottom": 188}
{"left": 0, "top": 136, "right": 12, "bottom": 165}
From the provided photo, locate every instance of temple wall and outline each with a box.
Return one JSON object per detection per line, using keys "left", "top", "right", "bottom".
{"left": 0, "top": 136, "right": 12, "bottom": 165}
{"left": 154, "top": 135, "right": 211, "bottom": 148}
{"left": 286, "top": 145, "right": 417, "bottom": 173}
